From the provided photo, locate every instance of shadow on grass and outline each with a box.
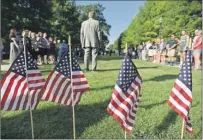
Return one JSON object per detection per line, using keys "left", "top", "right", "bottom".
{"left": 96, "top": 69, "right": 120, "bottom": 72}
{"left": 90, "top": 85, "right": 115, "bottom": 91}
{"left": 97, "top": 56, "right": 123, "bottom": 61}
{"left": 154, "top": 110, "right": 178, "bottom": 135}
{"left": 139, "top": 100, "right": 167, "bottom": 110}
{"left": 145, "top": 74, "right": 177, "bottom": 82}
{"left": 1, "top": 100, "right": 110, "bottom": 139}
{"left": 192, "top": 101, "right": 200, "bottom": 107}
{"left": 137, "top": 66, "right": 161, "bottom": 69}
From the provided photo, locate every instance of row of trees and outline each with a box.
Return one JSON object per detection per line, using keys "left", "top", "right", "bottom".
{"left": 2, "top": 0, "right": 111, "bottom": 48}
{"left": 111, "top": 0, "right": 202, "bottom": 50}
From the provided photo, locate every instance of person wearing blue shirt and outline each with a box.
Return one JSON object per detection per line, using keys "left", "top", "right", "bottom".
{"left": 57, "top": 40, "right": 68, "bottom": 61}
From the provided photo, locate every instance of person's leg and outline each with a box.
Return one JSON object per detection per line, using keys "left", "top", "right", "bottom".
{"left": 157, "top": 52, "right": 160, "bottom": 64}
{"left": 180, "top": 52, "right": 185, "bottom": 65}
{"left": 183, "top": 51, "right": 186, "bottom": 62}
{"left": 84, "top": 47, "right": 91, "bottom": 70}
{"left": 48, "top": 55, "right": 52, "bottom": 64}
{"left": 38, "top": 48, "right": 43, "bottom": 65}
{"left": 179, "top": 52, "right": 182, "bottom": 65}
{"left": 160, "top": 55, "right": 164, "bottom": 64}
{"left": 194, "top": 53, "right": 201, "bottom": 70}
{"left": 44, "top": 48, "right": 48, "bottom": 64}
{"left": 171, "top": 57, "right": 176, "bottom": 66}
{"left": 163, "top": 55, "right": 166, "bottom": 64}
{"left": 92, "top": 47, "right": 98, "bottom": 71}
{"left": 194, "top": 53, "right": 198, "bottom": 69}
{"left": 168, "top": 57, "right": 171, "bottom": 65}
{"left": 37, "top": 55, "right": 42, "bottom": 65}
{"left": 10, "top": 43, "right": 16, "bottom": 64}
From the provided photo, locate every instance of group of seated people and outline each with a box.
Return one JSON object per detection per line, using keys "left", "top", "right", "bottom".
{"left": 9, "top": 28, "right": 69, "bottom": 65}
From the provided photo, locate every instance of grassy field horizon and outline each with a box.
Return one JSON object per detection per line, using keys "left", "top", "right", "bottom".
{"left": 1, "top": 56, "right": 202, "bottom": 139}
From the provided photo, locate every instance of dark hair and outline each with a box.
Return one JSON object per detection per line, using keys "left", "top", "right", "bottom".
{"left": 9, "top": 28, "right": 16, "bottom": 39}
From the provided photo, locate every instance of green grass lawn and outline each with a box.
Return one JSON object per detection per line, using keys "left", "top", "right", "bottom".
{"left": 1, "top": 56, "right": 202, "bottom": 139}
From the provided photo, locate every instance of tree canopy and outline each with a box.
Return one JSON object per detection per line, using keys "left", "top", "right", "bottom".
{"left": 114, "top": 0, "right": 202, "bottom": 49}
{"left": 1, "top": 0, "right": 111, "bottom": 48}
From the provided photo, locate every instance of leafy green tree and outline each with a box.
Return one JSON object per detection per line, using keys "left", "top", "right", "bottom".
{"left": 2, "top": 0, "right": 111, "bottom": 49}
{"left": 1, "top": 0, "right": 52, "bottom": 37}
{"left": 50, "top": 0, "right": 80, "bottom": 44}
{"left": 77, "top": 4, "right": 111, "bottom": 48}
{"left": 117, "top": 0, "right": 202, "bottom": 47}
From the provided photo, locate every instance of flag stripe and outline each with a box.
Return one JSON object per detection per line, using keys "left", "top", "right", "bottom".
{"left": 58, "top": 82, "right": 70, "bottom": 104}
{"left": 27, "top": 76, "right": 44, "bottom": 81}
{"left": 32, "top": 89, "right": 41, "bottom": 109}
{"left": 175, "top": 79, "right": 192, "bottom": 99}
{"left": 7, "top": 77, "right": 25, "bottom": 111}
{"left": 174, "top": 83, "right": 192, "bottom": 102}
{"left": 55, "top": 79, "right": 69, "bottom": 103}
{"left": 72, "top": 75, "right": 85, "bottom": 79}
{"left": 48, "top": 75, "right": 65, "bottom": 101}
{"left": 51, "top": 77, "right": 67, "bottom": 102}
{"left": 73, "top": 81, "right": 88, "bottom": 86}
{"left": 45, "top": 72, "right": 61, "bottom": 100}
{"left": 168, "top": 96, "right": 188, "bottom": 118}
{"left": 0, "top": 72, "right": 12, "bottom": 100}
{"left": 15, "top": 84, "right": 27, "bottom": 110}
{"left": 4, "top": 75, "right": 24, "bottom": 110}
{"left": 170, "top": 90, "right": 190, "bottom": 111}
{"left": 41, "top": 70, "right": 55, "bottom": 100}
{"left": 11, "top": 80, "right": 27, "bottom": 110}
{"left": 61, "top": 85, "right": 71, "bottom": 105}
{"left": 1, "top": 73, "right": 19, "bottom": 109}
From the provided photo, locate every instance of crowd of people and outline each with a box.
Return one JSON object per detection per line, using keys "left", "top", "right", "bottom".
{"left": 8, "top": 28, "right": 70, "bottom": 66}
{"left": 2, "top": 27, "right": 202, "bottom": 71}
{"left": 128, "top": 30, "right": 202, "bottom": 70}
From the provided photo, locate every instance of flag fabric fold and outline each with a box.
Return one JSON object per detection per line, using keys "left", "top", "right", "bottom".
{"left": 107, "top": 54, "right": 142, "bottom": 134}
{"left": 41, "top": 50, "right": 89, "bottom": 105}
{"left": 167, "top": 50, "right": 194, "bottom": 134}
{"left": 1, "top": 48, "right": 45, "bottom": 111}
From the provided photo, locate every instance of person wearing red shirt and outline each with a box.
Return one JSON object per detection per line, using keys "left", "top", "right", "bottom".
{"left": 193, "top": 30, "right": 202, "bottom": 70}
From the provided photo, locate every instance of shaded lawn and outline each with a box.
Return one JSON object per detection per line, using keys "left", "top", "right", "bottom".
{"left": 1, "top": 56, "right": 202, "bottom": 139}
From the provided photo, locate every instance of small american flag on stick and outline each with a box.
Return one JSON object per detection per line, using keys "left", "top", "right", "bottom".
{"left": 41, "top": 50, "right": 89, "bottom": 105}
{"left": 107, "top": 54, "right": 142, "bottom": 134}
{"left": 167, "top": 50, "right": 194, "bottom": 134}
{"left": 1, "top": 49, "right": 45, "bottom": 111}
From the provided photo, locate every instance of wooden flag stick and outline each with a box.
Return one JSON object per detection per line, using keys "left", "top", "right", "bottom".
{"left": 124, "top": 42, "right": 128, "bottom": 140}
{"left": 68, "top": 34, "right": 76, "bottom": 139}
{"left": 23, "top": 35, "right": 35, "bottom": 139}
{"left": 181, "top": 119, "right": 185, "bottom": 139}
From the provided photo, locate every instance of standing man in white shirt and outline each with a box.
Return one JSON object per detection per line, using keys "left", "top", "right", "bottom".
{"left": 80, "top": 11, "right": 101, "bottom": 71}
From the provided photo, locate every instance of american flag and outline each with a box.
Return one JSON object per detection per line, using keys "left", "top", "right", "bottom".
{"left": 41, "top": 50, "right": 89, "bottom": 105}
{"left": 107, "top": 54, "right": 142, "bottom": 134}
{"left": 167, "top": 50, "right": 194, "bottom": 134}
{"left": 1, "top": 49, "right": 45, "bottom": 111}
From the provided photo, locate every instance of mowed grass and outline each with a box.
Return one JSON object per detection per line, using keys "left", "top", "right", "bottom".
{"left": 1, "top": 56, "right": 202, "bottom": 139}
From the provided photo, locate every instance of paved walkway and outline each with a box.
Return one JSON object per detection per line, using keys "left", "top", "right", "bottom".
{"left": 1, "top": 62, "right": 11, "bottom": 72}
